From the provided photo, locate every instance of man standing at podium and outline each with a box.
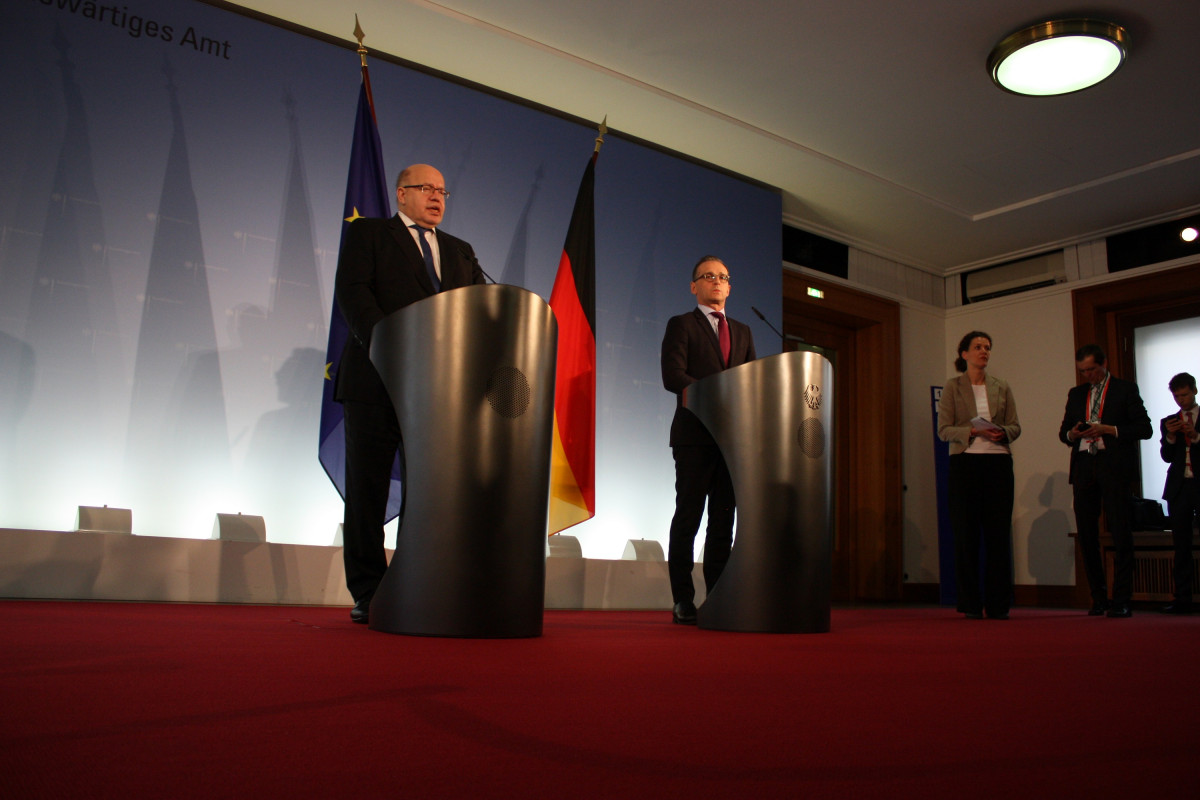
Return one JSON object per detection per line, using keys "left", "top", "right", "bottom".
{"left": 334, "top": 163, "right": 486, "bottom": 624}
{"left": 661, "top": 256, "right": 756, "bottom": 625}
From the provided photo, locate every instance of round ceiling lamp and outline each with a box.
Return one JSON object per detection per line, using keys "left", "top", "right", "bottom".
{"left": 989, "top": 19, "right": 1129, "bottom": 96}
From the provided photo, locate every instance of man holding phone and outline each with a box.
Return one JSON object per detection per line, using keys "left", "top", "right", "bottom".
{"left": 1159, "top": 372, "right": 1199, "bottom": 614}
{"left": 1059, "top": 344, "right": 1153, "bottom": 617}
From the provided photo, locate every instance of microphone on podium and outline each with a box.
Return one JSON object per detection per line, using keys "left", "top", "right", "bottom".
{"left": 751, "top": 306, "right": 806, "bottom": 347}
{"left": 458, "top": 243, "right": 497, "bottom": 284}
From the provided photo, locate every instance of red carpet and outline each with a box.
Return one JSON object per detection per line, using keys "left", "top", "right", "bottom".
{"left": 1, "top": 602, "right": 1195, "bottom": 798}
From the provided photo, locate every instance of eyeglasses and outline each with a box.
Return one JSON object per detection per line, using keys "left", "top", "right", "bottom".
{"left": 693, "top": 272, "right": 731, "bottom": 284}
{"left": 402, "top": 184, "right": 450, "bottom": 199}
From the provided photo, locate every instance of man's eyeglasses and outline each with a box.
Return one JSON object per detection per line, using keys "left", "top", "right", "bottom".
{"left": 693, "top": 272, "right": 731, "bottom": 284}
{"left": 402, "top": 184, "right": 450, "bottom": 199}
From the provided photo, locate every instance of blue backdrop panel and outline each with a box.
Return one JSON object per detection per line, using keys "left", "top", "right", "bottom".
{"left": 0, "top": 0, "right": 781, "bottom": 556}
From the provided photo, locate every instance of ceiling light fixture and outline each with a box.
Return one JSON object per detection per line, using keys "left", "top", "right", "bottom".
{"left": 989, "top": 19, "right": 1129, "bottom": 96}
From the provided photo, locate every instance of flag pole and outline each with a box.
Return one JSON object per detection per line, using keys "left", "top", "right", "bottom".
{"left": 318, "top": 16, "right": 396, "bottom": 512}
{"left": 354, "top": 15, "right": 367, "bottom": 66}
{"left": 354, "top": 16, "right": 378, "bottom": 119}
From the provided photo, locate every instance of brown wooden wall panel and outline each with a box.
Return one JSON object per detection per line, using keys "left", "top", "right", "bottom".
{"left": 782, "top": 272, "right": 903, "bottom": 601}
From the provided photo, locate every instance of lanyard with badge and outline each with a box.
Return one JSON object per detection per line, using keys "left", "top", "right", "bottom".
{"left": 1084, "top": 379, "right": 1108, "bottom": 454}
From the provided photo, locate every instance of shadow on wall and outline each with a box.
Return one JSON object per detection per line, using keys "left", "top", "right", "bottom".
{"left": 0, "top": 331, "right": 35, "bottom": 458}
{"left": 1023, "top": 471, "right": 1074, "bottom": 585}
{"left": 0, "top": 333, "right": 36, "bottom": 526}
{"left": 0, "top": 528, "right": 104, "bottom": 599}
{"left": 904, "top": 512, "right": 934, "bottom": 585}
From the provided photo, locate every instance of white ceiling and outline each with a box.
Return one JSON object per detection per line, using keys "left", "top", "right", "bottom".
{"left": 226, "top": 0, "right": 1200, "bottom": 276}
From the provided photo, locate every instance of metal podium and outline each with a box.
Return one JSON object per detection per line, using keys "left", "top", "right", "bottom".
{"left": 366, "top": 284, "right": 556, "bottom": 637}
{"left": 686, "top": 350, "right": 834, "bottom": 633}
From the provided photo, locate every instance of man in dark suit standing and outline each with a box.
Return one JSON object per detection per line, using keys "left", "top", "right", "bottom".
{"left": 660, "top": 256, "right": 756, "bottom": 625}
{"left": 1058, "top": 344, "right": 1153, "bottom": 618}
{"left": 1158, "top": 371, "right": 1198, "bottom": 614}
{"left": 334, "top": 163, "right": 486, "bottom": 623}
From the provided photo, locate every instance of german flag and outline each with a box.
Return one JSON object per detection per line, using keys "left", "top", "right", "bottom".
{"left": 547, "top": 151, "right": 598, "bottom": 534}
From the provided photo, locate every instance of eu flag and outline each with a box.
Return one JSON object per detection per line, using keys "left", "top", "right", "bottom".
{"left": 318, "top": 75, "right": 402, "bottom": 520}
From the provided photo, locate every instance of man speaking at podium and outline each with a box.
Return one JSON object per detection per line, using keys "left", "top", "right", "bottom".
{"left": 334, "top": 163, "right": 486, "bottom": 624}
{"left": 660, "top": 256, "right": 756, "bottom": 625}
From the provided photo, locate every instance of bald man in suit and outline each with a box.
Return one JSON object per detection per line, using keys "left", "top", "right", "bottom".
{"left": 334, "top": 164, "right": 485, "bottom": 624}
{"left": 661, "top": 255, "right": 756, "bottom": 624}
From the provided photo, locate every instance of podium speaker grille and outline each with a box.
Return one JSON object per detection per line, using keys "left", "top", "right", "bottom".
{"left": 486, "top": 365, "right": 531, "bottom": 418}
{"left": 798, "top": 417, "right": 826, "bottom": 458}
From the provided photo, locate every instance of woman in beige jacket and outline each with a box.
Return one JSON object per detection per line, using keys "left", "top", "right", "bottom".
{"left": 937, "top": 331, "right": 1021, "bottom": 620}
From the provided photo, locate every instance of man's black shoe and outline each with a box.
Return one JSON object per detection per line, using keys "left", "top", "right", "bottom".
{"left": 350, "top": 599, "right": 370, "bottom": 624}
{"left": 672, "top": 601, "right": 698, "bottom": 625}
{"left": 1106, "top": 604, "right": 1132, "bottom": 618}
{"left": 1088, "top": 600, "right": 1111, "bottom": 616}
{"left": 1160, "top": 602, "right": 1193, "bottom": 615}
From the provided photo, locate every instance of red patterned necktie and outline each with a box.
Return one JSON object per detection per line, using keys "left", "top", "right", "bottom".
{"left": 1187, "top": 409, "right": 1196, "bottom": 478}
{"left": 712, "top": 311, "right": 731, "bottom": 367}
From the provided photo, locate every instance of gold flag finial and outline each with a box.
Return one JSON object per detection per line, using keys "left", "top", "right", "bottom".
{"left": 354, "top": 15, "right": 368, "bottom": 67}
{"left": 594, "top": 116, "right": 607, "bottom": 153}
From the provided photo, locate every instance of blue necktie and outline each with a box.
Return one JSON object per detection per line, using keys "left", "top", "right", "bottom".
{"left": 412, "top": 225, "right": 440, "bottom": 292}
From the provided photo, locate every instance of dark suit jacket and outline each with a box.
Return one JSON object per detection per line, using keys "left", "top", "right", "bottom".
{"left": 334, "top": 215, "right": 485, "bottom": 404}
{"left": 661, "top": 307, "right": 756, "bottom": 447}
{"left": 1159, "top": 411, "right": 1200, "bottom": 501}
{"left": 1057, "top": 375, "right": 1152, "bottom": 484}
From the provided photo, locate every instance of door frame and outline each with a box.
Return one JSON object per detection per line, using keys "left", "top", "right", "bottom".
{"left": 782, "top": 270, "right": 903, "bottom": 601}
{"left": 1068, "top": 260, "right": 1200, "bottom": 607}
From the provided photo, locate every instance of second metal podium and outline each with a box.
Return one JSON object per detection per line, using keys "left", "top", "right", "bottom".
{"left": 685, "top": 350, "right": 834, "bottom": 633}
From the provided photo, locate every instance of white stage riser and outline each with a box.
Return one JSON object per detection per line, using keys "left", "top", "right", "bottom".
{"left": 0, "top": 529, "right": 704, "bottom": 610}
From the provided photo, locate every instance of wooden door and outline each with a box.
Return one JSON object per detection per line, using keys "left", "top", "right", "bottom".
{"left": 782, "top": 271, "right": 903, "bottom": 601}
